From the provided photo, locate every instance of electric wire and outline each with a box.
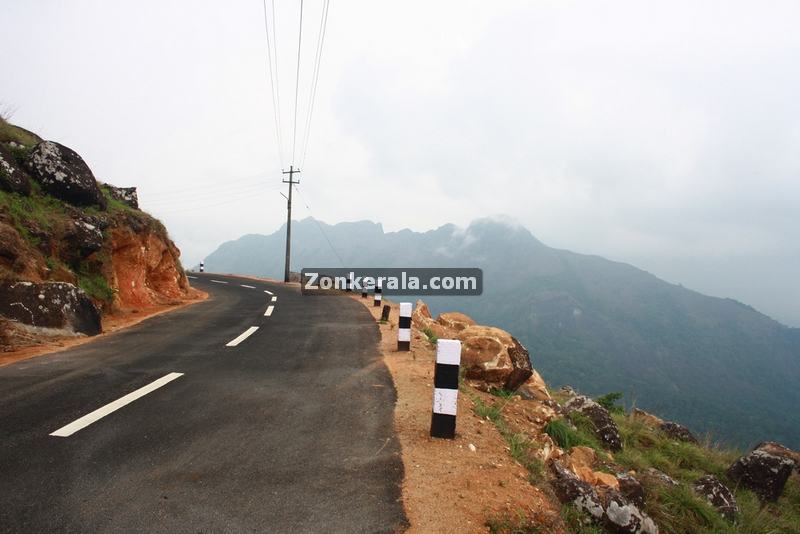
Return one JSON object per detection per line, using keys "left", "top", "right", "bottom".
{"left": 293, "top": 184, "right": 344, "bottom": 266}
{"left": 291, "top": 0, "right": 304, "bottom": 165}
{"left": 299, "top": 0, "right": 330, "bottom": 169}
{"left": 261, "top": 0, "right": 284, "bottom": 167}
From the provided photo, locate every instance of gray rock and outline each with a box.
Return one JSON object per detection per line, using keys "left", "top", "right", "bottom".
{"left": 27, "top": 141, "right": 106, "bottom": 209}
{"left": 0, "top": 144, "right": 31, "bottom": 195}
{"left": 693, "top": 475, "right": 738, "bottom": 522}
{"left": 104, "top": 183, "right": 138, "bottom": 209}
{"left": 660, "top": 421, "right": 698, "bottom": 444}
{"left": 550, "top": 461, "right": 658, "bottom": 533}
{"left": 728, "top": 449, "right": 795, "bottom": 502}
{"left": 617, "top": 473, "right": 646, "bottom": 508}
{"left": 564, "top": 395, "right": 623, "bottom": 451}
{"left": 63, "top": 216, "right": 104, "bottom": 264}
{"left": 755, "top": 441, "right": 800, "bottom": 474}
{"left": 603, "top": 490, "right": 659, "bottom": 534}
{"left": 0, "top": 280, "right": 101, "bottom": 335}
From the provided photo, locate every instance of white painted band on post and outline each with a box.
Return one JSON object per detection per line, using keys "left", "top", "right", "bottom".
{"left": 433, "top": 387, "right": 459, "bottom": 416}
{"left": 436, "top": 339, "right": 462, "bottom": 366}
{"left": 398, "top": 329, "right": 411, "bottom": 342}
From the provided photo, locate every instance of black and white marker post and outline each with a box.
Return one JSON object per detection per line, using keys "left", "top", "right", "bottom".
{"left": 373, "top": 280, "right": 382, "bottom": 307}
{"left": 430, "top": 339, "right": 462, "bottom": 439}
{"left": 398, "top": 302, "right": 412, "bottom": 351}
{"left": 199, "top": 261, "right": 204, "bottom": 273}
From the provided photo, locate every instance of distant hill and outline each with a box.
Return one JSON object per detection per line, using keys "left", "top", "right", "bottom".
{"left": 204, "top": 217, "right": 800, "bottom": 448}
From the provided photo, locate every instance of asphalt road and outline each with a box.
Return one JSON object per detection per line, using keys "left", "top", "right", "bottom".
{"left": 0, "top": 273, "right": 406, "bottom": 533}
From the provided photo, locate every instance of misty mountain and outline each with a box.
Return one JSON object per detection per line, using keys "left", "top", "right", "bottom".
{"left": 204, "top": 217, "right": 800, "bottom": 448}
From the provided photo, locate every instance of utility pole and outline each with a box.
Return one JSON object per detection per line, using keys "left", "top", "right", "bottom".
{"left": 282, "top": 165, "right": 300, "bottom": 282}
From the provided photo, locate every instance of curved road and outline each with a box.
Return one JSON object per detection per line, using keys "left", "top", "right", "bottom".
{"left": 0, "top": 273, "right": 406, "bottom": 533}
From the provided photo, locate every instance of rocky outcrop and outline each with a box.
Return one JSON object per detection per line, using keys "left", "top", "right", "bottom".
{"left": 728, "top": 449, "right": 795, "bottom": 502}
{"left": 564, "top": 395, "right": 623, "bottom": 451}
{"left": 550, "top": 460, "right": 658, "bottom": 533}
{"left": 641, "top": 468, "right": 679, "bottom": 487}
{"left": 104, "top": 184, "right": 138, "bottom": 209}
{"left": 0, "top": 221, "right": 46, "bottom": 280}
{"left": 27, "top": 141, "right": 106, "bottom": 209}
{"left": 436, "top": 311, "right": 475, "bottom": 331}
{"left": 659, "top": 421, "right": 698, "bottom": 444}
{"left": 0, "top": 144, "right": 31, "bottom": 195}
{"left": 109, "top": 214, "right": 190, "bottom": 308}
{"left": 0, "top": 280, "right": 101, "bottom": 335}
{"left": 693, "top": 475, "right": 738, "bottom": 521}
{"left": 504, "top": 336, "right": 534, "bottom": 390}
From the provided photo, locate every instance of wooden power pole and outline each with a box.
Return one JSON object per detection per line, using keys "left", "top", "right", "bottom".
{"left": 282, "top": 165, "right": 300, "bottom": 282}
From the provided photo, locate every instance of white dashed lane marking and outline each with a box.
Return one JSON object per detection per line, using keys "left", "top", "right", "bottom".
{"left": 50, "top": 373, "right": 185, "bottom": 438}
{"left": 187, "top": 275, "right": 198, "bottom": 279}
{"left": 226, "top": 326, "right": 259, "bottom": 347}
{"left": 263, "top": 290, "right": 273, "bottom": 295}
{"left": 271, "top": 296, "right": 277, "bottom": 302}
{"left": 211, "top": 280, "right": 228, "bottom": 284}
{"left": 264, "top": 305, "right": 275, "bottom": 317}
{"left": 240, "top": 284, "right": 256, "bottom": 289}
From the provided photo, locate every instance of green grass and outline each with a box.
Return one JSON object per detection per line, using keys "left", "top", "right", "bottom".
{"left": 560, "top": 505, "right": 605, "bottom": 533}
{"left": 596, "top": 391, "right": 625, "bottom": 414}
{"left": 422, "top": 327, "right": 438, "bottom": 345}
{"left": 0, "top": 117, "right": 40, "bottom": 147}
{"left": 76, "top": 267, "right": 115, "bottom": 303}
{"left": 609, "top": 411, "right": 800, "bottom": 533}
{"left": 543, "top": 417, "right": 601, "bottom": 451}
{"left": 0, "top": 186, "right": 69, "bottom": 247}
{"left": 486, "top": 511, "right": 540, "bottom": 534}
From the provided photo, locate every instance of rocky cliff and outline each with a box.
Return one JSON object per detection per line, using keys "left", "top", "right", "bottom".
{"left": 0, "top": 117, "right": 192, "bottom": 345}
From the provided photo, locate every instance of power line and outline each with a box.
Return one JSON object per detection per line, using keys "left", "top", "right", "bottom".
{"left": 300, "top": 0, "right": 330, "bottom": 169}
{"left": 291, "top": 0, "right": 304, "bottom": 165}
{"left": 293, "top": 184, "right": 344, "bottom": 266}
{"left": 261, "top": 0, "right": 284, "bottom": 167}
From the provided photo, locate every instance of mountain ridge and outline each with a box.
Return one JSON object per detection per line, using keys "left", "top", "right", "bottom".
{"left": 204, "top": 217, "right": 800, "bottom": 448}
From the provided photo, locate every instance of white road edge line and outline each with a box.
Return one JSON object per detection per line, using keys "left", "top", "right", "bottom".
{"left": 210, "top": 280, "right": 228, "bottom": 284}
{"left": 271, "top": 296, "right": 277, "bottom": 302}
{"left": 263, "top": 289, "right": 273, "bottom": 295}
{"left": 240, "top": 284, "right": 256, "bottom": 289}
{"left": 187, "top": 275, "right": 198, "bottom": 279}
{"left": 264, "top": 305, "right": 275, "bottom": 317}
{"left": 50, "top": 372, "right": 184, "bottom": 438}
{"left": 226, "top": 326, "right": 259, "bottom": 347}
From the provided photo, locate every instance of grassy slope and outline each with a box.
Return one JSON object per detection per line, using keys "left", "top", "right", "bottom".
{"left": 542, "top": 392, "right": 800, "bottom": 533}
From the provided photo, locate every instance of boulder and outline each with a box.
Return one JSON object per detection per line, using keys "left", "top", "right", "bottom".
{"left": 550, "top": 460, "right": 658, "bottom": 533}
{"left": 755, "top": 442, "right": 800, "bottom": 474}
{"left": 564, "top": 395, "right": 623, "bottom": 451}
{"left": 104, "top": 184, "right": 138, "bottom": 209}
{"left": 435, "top": 311, "right": 475, "bottom": 331}
{"left": 550, "top": 460, "right": 605, "bottom": 522}
{"left": 632, "top": 408, "right": 664, "bottom": 428}
{"left": 728, "top": 449, "right": 795, "bottom": 502}
{"left": 411, "top": 299, "right": 431, "bottom": 325}
{"left": 458, "top": 325, "right": 515, "bottom": 383}
{"left": 63, "top": 216, "right": 104, "bottom": 265}
{"left": 0, "top": 144, "right": 31, "bottom": 195}
{"left": 27, "top": 141, "right": 106, "bottom": 209}
{"left": 659, "top": 421, "right": 698, "bottom": 444}
{"left": 693, "top": 475, "right": 738, "bottom": 521}
{"left": 0, "top": 280, "right": 101, "bottom": 335}
{"left": 617, "top": 473, "right": 646, "bottom": 508}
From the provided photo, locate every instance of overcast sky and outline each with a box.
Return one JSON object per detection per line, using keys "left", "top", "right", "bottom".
{"left": 2, "top": 0, "right": 799, "bottom": 326}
